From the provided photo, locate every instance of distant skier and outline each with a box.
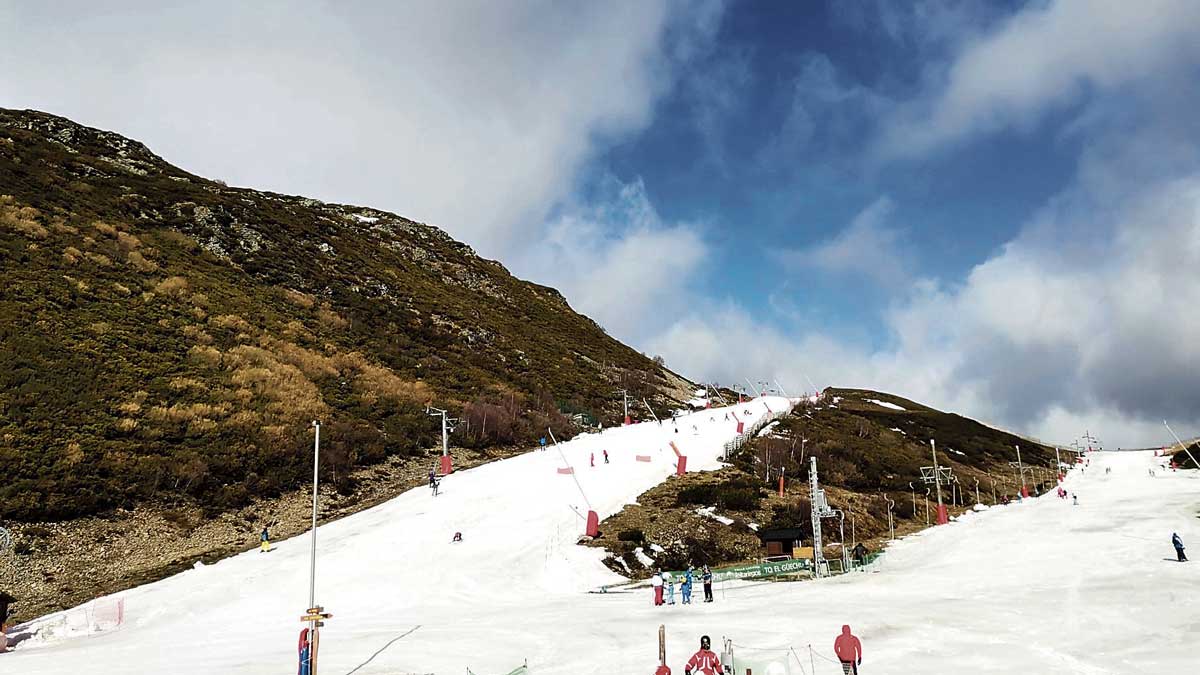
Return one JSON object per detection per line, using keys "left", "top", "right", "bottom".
{"left": 701, "top": 565, "right": 714, "bottom": 603}
{"left": 590, "top": 452, "right": 595, "bottom": 468}
{"left": 681, "top": 567, "right": 694, "bottom": 604}
{"left": 604, "top": 450, "right": 609, "bottom": 464}
{"left": 452, "top": 531, "right": 463, "bottom": 543}
{"left": 852, "top": 542, "right": 869, "bottom": 566}
{"left": 1072, "top": 494, "right": 1078, "bottom": 506}
{"left": 652, "top": 570, "right": 664, "bottom": 606}
{"left": 428, "top": 467, "right": 437, "bottom": 487}
{"left": 1173, "top": 533, "right": 1187, "bottom": 562}
{"left": 683, "top": 635, "right": 722, "bottom": 675}
{"left": 431, "top": 476, "right": 441, "bottom": 497}
{"left": 0, "top": 591, "right": 14, "bottom": 632}
{"left": 260, "top": 526, "right": 271, "bottom": 553}
{"left": 666, "top": 573, "right": 676, "bottom": 605}
{"left": 834, "top": 625, "right": 863, "bottom": 674}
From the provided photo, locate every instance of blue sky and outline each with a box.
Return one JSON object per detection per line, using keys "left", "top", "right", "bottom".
{"left": 4, "top": 0, "right": 1200, "bottom": 446}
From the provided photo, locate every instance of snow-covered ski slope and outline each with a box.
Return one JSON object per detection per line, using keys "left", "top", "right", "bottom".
{"left": 9, "top": 408, "right": 1200, "bottom": 674}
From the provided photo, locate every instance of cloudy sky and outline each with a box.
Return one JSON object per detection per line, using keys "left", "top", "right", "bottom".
{"left": 3, "top": 0, "right": 1199, "bottom": 447}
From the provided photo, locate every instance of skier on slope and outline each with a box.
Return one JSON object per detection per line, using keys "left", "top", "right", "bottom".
{"left": 1173, "top": 533, "right": 1188, "bottom": 562}
{"left": 591, "top": 452, "right": 595, "bottom": 467}
{"left": 260, "top": 525, "right": 271, "bottom": 553}
{"left": 666, "top": 572, "right": 676, "bottom": 605}
{"left": 652, "top": 570, "right": 665, "bottom": 606}
{"left": 681, "top": 567, "right": 694, "bottom": 604}
{"left": 683, "top": 635, "right": 722, "bottom": 675}
{"left": 834, "top": 625, "right": 863, "bottom": 674}
{"left": 702, "top": 565, "right": 714, "bottom": 603}
{"left": 604, "top": 449, "right": 610, "bottom": 464}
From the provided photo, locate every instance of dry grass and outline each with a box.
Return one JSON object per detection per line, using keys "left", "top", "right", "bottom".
{"left": 168, "top": 377, "right": 206, "bottom": 392}
{"left": 62, "top": 246, "right": 82, "bottom": 264}
{"left": 116, "top": 418, "right": 139, "bottom": 433}
{"left": 146, "top": 402, "right": 232, "bottom": 424}
{"left": 210, "top": 314, "right": 253, "bottom": 333}
{"left": 182, "top": 324, "right": 214, "bottom": 345}
{"left": 116, "top": 230, "right": 142, "bottom": 251}
{"left": 281, "top": 288, "right": 316, "bottom": 309}
{"left": 84, "top": 252, "right": 112, "bottom": 267}
{"left": 226, "top": 345, "right": 328, "bottom": 420}
{"left": 317, "top": 306, "right": 348, "bottom": 330}
{"left": 0, "top": 195, "right": 48, "bottom": 239}
{"left": 113, "top": 282, "right": 131, "bottom": 296}
{"left": 93, "top": 221, "right": 118, "bottom": 237}
{"left": 188, "top": 345, "right": 222, "bottom": 366}
{"left": 155, "top": 276, "right": 190, "bottom": 298}
{"left": 127, "top": 250, "right": 158, "bottom": 273}
{"left": 63, "top": 442, "right": 85, "bottom": 465}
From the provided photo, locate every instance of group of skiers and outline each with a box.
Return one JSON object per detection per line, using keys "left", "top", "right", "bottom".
{"left": 651, "top": 566, "right": 715, "bottom": 606}
{"left": 660, "top": 626, "right": 863, "bottom": 675}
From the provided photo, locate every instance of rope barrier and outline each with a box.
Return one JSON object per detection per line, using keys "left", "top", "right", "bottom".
{"left": 343, "top": 625, "right": 421, "bottom": 675}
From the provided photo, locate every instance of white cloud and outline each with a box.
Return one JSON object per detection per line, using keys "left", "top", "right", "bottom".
{"left": 520, "top": 178, "right": 708, "bottom": 345}
{"left": 0, "top": 1, "right": 718, "bottom": 258}
{"left": 775, "top": 196, "right": 911, "bottom": 286}
{"left": 876, "top": 0, "right": 1200, "bottom": 160}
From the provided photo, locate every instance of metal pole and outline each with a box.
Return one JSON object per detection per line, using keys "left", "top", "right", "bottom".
{"left": 309, "top": 420, "right": 320, "bottom": 609}
{"left": 641, "top": 398, "right": 660, "bottom": 422}
{"left": 1016, "top": 444, "right": 1026, "bottom": 494}
{"left": 1164, "top": 421, "right": 1200, "bottom": 469}
{"left": 924, "top": 489, "right": 930, "bottom": 525}
{"left": 775, "top": 379, "right": 791, "bottom": 399}
{"left": 931, "top": 439, "right": 944, "bottom": 515}
{"left": 909, "top": 482, "right": 915, "bottom": 518}
{"left": 744, "top": 377, "right": 761, "bottom": 397}
{"left": 974, "top": 477, "right": 980, "bottom": 505}
{"left": 441, "top": 413, "right": 449, "bottom": 457}
{"left": 886, "top": 495, "right": 895, "bottom": 540}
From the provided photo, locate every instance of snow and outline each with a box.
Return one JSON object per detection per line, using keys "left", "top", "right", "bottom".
{"left": 889, "top": 427, "right": 906, "bottom": 435}
{"left": 756, "top": 420, "right": 780, "bottom": 437}
{"left": 867, "top": 398, "right": 905, "bottom": 411}
{"left": 350, "top": 213, "right": 379, "bottom": 223}
{"left": 8, "top": 433, "right": 1200, "bottom": 673}
{"left": 695, "top": 506, "right": 735, "bottom": 526}
{"left": 633, "top": 547, "right": 656, "bottom": 567}
{"left": 685, "top": 397, "right": 709, "bottom": 409}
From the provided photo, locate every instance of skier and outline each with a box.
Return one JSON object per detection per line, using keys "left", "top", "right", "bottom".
{"left": 666, "top": 573, "right": 676, "bottom": 605}
{"left": 834, "top": 625, "right": 863, "bottom": 674}
{"left": 1072, "top": 494, "right": 1078, "bottom": 506}
{"left": 702, "top": 565, "right": 714, "bottom": 603}
{"left": 428, "top": 467, "right": 437, "bottom": 488}
{"left": 452, "top": 531, "right": 463, "bottom": 543}
{"left": 0, "top": 590, "right": 14, "bottom": 632}
{"left": 681, "top": 567, "right": 694, "bottom": 604}
{"left": 298, "top": 627, "right": 312, "bottom": 675}
{"left": 1173, "top": 533, "right": 1187, "bottom": 562}
{"left": 260, "top": 525, "right": 271, "bottom": 553}
{"left": 591, "top": 452, "right": 595, "bottom": 468}
{"left": 683, "top": 635, "right": 722, "bottom": 675}
{"left": 431, "top": 476, "right": 441, "bottom": 497}
{"left": 604, "top": 449, "right": 609, "bottom": 464}
{"left": 651, "top": 570, "right": 665, "bottom": 606}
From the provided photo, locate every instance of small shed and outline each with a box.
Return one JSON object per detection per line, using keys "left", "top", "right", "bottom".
{"left": 757, "top": 527, "right": 805, "bottom": 557}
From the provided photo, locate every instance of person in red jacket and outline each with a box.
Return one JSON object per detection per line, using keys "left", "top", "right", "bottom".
{"left": 684, "top": 635, "right": 722, "bottom": 675}
{"left": 834, "top": 624, "right": 862, "bottom": 674}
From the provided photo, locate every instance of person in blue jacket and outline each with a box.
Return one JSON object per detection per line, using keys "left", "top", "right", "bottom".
{"left": 681, "top": 567, "right": 694, "bottom": 604}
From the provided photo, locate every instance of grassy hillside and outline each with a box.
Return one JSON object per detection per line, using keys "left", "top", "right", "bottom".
{"left": 0, "top": 108, "right": 690, "bottom": 522}
{"left": 590, "top": 388, "right": 1059, "bottom": 575}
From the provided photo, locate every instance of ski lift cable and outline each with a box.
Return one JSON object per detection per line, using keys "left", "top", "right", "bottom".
{"left": 550, "top": 427, "right": 592, "bottom": 511}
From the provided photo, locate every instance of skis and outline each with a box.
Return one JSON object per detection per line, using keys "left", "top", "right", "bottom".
{"left": 655, "top": 624, "right": 671, "bottom": 675}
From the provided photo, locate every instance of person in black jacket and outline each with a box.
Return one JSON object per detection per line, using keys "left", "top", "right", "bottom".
{"left": 702, "top": 566, "right": 714, "bottom": 602}
{"left": 0, "top": 591, "right": 15, "bottom": 630}
{"left": 1173, "top": 533, "right": 1187, "bottom": 562}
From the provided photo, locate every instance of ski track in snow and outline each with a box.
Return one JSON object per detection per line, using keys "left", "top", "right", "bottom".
{"left": 7, "top": 411, "right": 1200, "bottom": 674}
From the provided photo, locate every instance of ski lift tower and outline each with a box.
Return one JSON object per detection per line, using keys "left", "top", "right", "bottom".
{"left": 919, "top": 439, "right": 953, "bottom": 524}
{"left": 1082, "top": 431, "right": 1100, "bottom": 453}
{"left": 1008, "top": 444, "right": 1032, "bottom": 498}
{"left": 809, "top": 457, "right": 846, "bottom": 576}
{"left": 426, "top": 406, "right": 458, "bottom": 475}
{"left": 616, "top": 389, "right": 632, "bottom": 425}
